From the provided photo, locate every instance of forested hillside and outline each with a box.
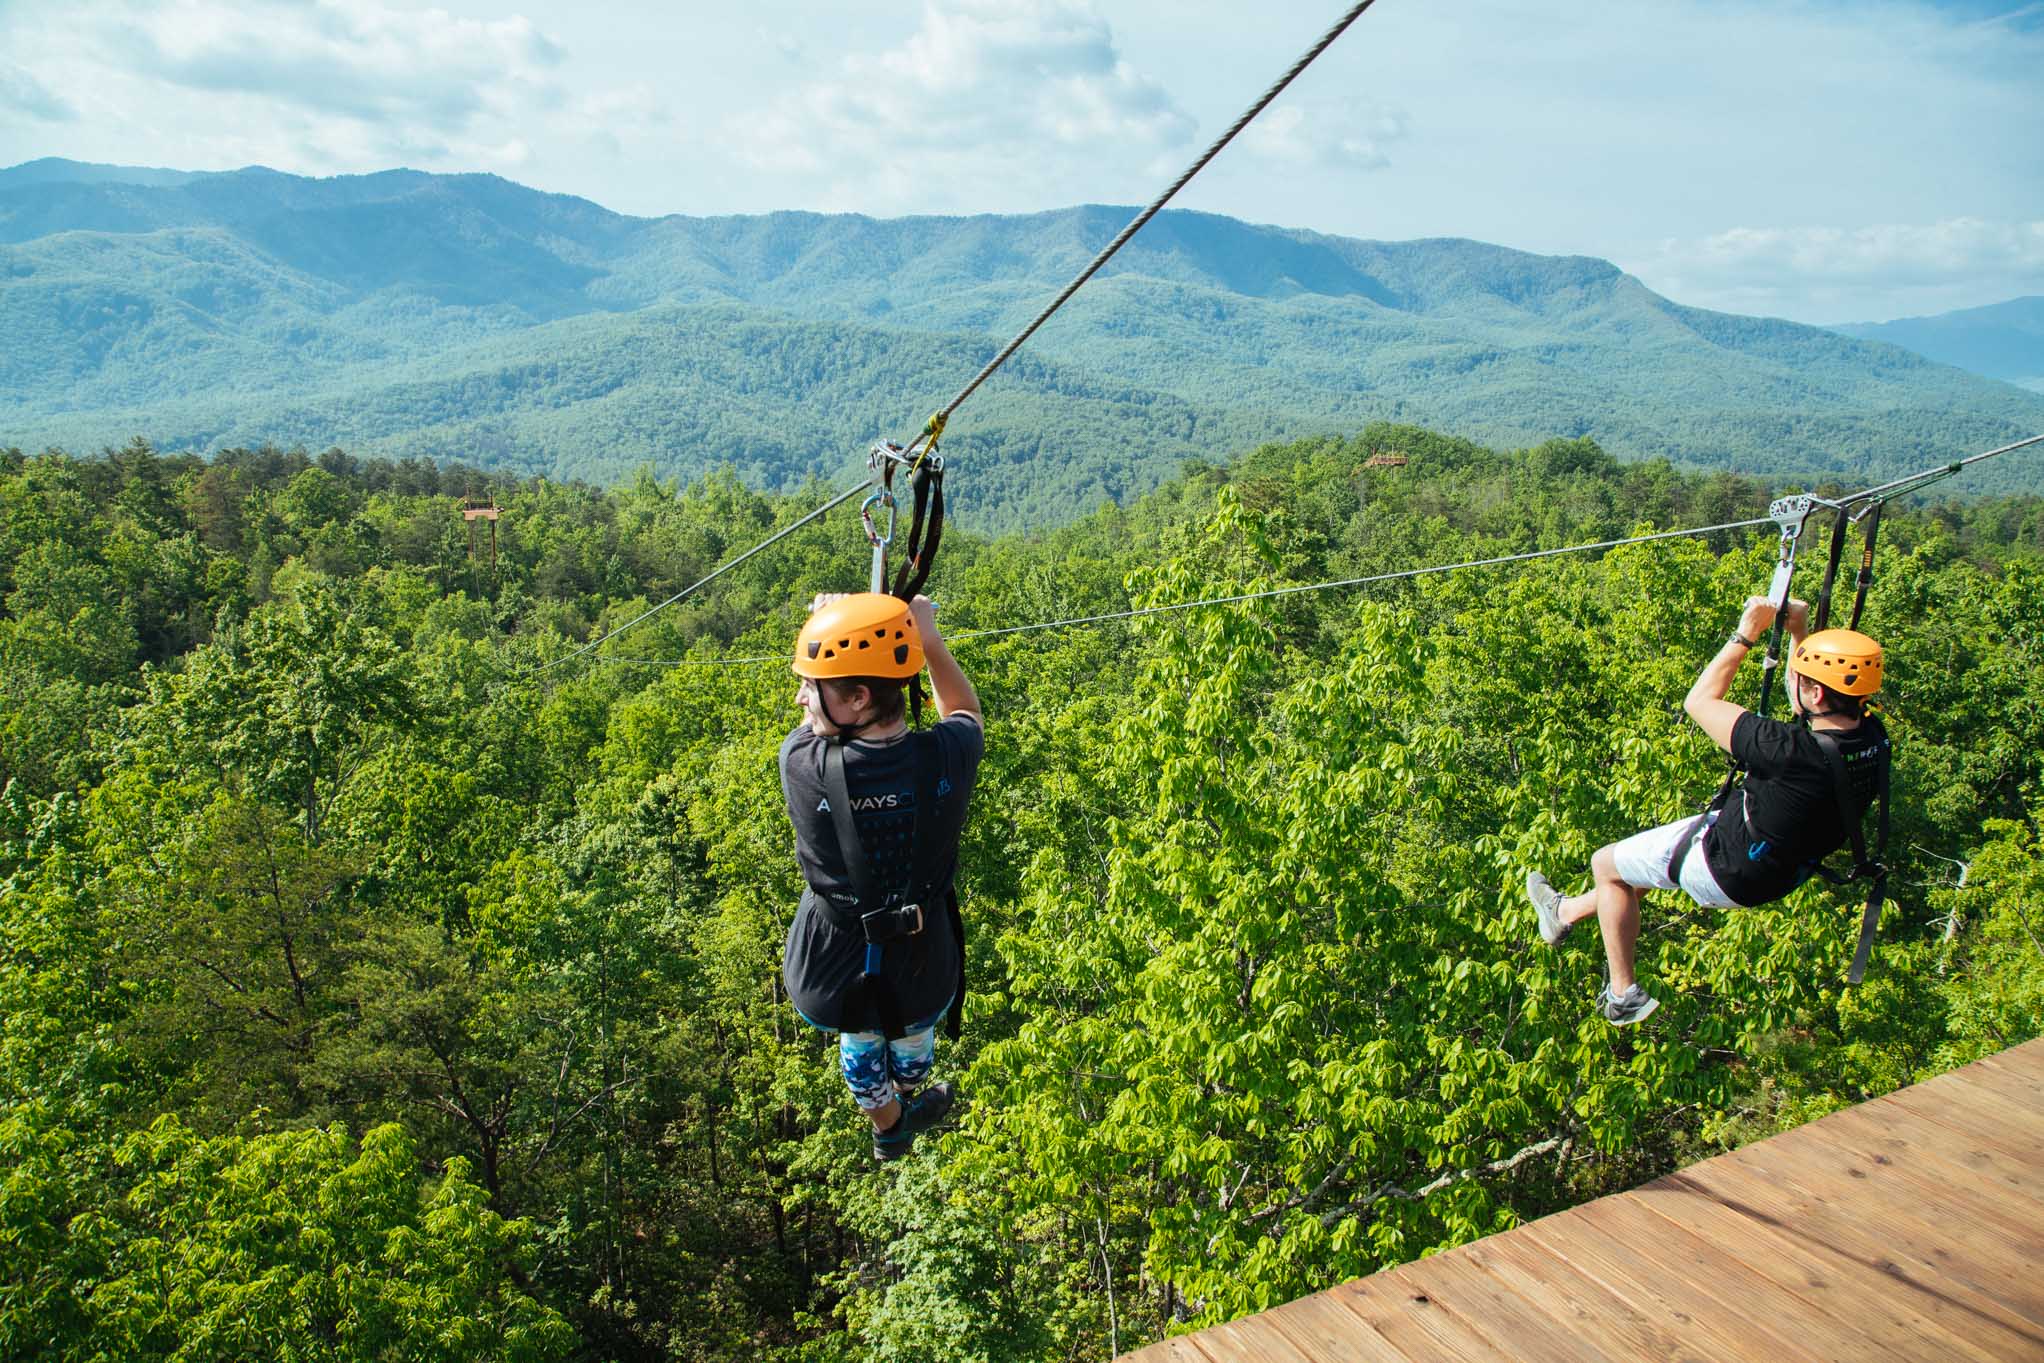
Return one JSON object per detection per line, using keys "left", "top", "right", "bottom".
{"left": 9, "top": 160, "right": 2044, "bottom": 527}
{"left": 1834, "top": 296, "right": 2044, "bottom": 393}
{"left": 4, "top": 427, "right": 2042, "bottom": 1361}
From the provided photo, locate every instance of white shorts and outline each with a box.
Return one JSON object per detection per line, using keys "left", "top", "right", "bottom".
{"left": 1609, "top": 812, "right": 1742, "bottom": 909}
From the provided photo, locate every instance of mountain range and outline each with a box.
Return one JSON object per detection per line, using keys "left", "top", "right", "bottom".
{"left": 5, "top": 156, "right": 2042, "bottom": 526}
{"left": 1833, "top": 297, "right": 2044, "bottom": 395}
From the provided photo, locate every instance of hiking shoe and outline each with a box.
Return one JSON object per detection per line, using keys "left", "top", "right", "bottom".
{"left": 871, "top": 1082, "right": 958, "bottom": 1161}
{"left": 1598, "top": 983, "right": 1659, "bottom": 1027}
{"left": 1525, "top": 871, "right": 1567, "bottom": 947}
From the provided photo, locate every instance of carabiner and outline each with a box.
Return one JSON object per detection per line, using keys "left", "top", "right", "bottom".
{"left": 861, "top": 488, "right": 897, "bottom": 549}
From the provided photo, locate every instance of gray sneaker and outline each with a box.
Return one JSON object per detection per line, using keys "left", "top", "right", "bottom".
{"left": 1598, "top": 983, "right": 1659, "bottom": 1026}
{"left": 1525, "top": 871, "right": 1567, "bottom": 947}
{"left": 872, "top": 1082, "right": 958, "bottom": 1161}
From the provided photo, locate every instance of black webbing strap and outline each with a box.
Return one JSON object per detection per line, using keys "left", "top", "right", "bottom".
{"left": 1812, "top": 507, "right": 1851, "bottom": 633}
{"left": 891, "top": 466, "right": 931, "bottom": 598}
{"left": 820, "top": 737, "right": 956, "bottom": 1039}
{"left": 822, "top": 741, "right": 877, "bottom": 906}
{"left": 897, "top": 735, "right": 965, "bottom": 1042}
{"left": 1665, "top": 771, "right": 1737, "bottom": 886}
{"left": 1848, "top": 503, "right": 1882, "bottom": 632}
{"left": 1808, "top": 725, "right": 1891, "bottom": 985}
{"left": 823, "top": 740, "right": 907, "bottom": 1039}
{"left": 891, "top": 464, "right": 945, "bottom": 602}
{"left": 891, "top": 463, "right": 946, "bottom": 727}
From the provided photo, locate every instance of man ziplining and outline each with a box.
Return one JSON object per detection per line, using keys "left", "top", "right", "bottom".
{"left": 1525, "top": 595, "right": 1892, "bottom": 1025}
{"left": 778, "top": 592, "right": 983, "bottom": 1159}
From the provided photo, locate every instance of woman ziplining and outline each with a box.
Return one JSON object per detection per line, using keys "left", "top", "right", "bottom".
{"left": 777, "top": 591, "right": 984, "bottom": 1159}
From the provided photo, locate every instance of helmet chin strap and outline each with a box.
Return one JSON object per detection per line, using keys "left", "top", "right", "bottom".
{"left": 812, "top": 680, "right": 870, "bottom": 740}
{"left": 1792, "top": 675, "right": 1861, "bottom": 725}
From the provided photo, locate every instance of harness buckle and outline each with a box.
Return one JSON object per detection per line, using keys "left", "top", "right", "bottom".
{"left": 859, "top": 901, "right": 924, "bottom": 943}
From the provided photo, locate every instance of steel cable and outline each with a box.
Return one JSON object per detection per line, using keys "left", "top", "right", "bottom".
{"left": 912, "top": 0, "right": 1380, "bottom": 443}
{"left": 529, "top": 476, "right": 873, "bottom": 675}
{"left": 593, "top": 513, "right": 1776, "bottom": 668}
{"left": 579, "top": 427, "right": 2044, "bottom": 672}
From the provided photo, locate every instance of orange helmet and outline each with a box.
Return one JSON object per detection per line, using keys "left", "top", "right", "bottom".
{"left": 792, "top": 593, "right": 923, "bottom": 680}
{"left": 1789, "top": 628, "right": 1883, "bottom": 696}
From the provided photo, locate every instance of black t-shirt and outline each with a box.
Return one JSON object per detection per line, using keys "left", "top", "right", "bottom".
{"left": 1703, "top": 711, "right": 1889, "bottom": 907}
{"left": 778, "top": 716, "right": 983, "bottom": 1031}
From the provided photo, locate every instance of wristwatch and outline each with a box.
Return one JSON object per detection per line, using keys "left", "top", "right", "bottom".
{"left": 1731, "top": 631, "right": 1759, "bottom": 649}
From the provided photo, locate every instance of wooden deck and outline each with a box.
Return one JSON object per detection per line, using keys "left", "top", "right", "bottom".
{"left": 1123, "top": 1037, "right": 2044, "bottom": 1363}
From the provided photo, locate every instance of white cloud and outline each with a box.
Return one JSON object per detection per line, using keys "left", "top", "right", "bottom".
{"left": 0, "top": 62, "right": 76, "bottom": 122}
{"left": 733, "top": 0, "right": 1195, "bottom": 208}
{"left": 1634, "top": 219, "right": 2044, "bottom": 320}
{"left": 1238, "top": 100, "right": 1407, "bottom": 172}
{"left": 121, "top": 1, "right": 565, "bottom": 130}
{"left": 0, "top": 0, "right": 663, "bottom": 179}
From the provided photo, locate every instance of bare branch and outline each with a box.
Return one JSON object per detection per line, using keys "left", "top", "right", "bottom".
{"left": 1317, "top": 1135, "right": 1565, "bottom": 1229}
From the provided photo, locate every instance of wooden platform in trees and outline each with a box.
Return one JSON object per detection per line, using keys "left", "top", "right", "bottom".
{"left": 1121, "top": 1037, "right": 2044, "bottom": 1363}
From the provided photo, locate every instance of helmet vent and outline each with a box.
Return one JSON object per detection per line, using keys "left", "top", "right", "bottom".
{"left": 806, "top": 641, "right": 821, "bottom": 660}
{"left": 893, "top": 644, "right": 910, "bottom": 666}
{"left": 857, "top": 639, "right": 870, "bottom": 649}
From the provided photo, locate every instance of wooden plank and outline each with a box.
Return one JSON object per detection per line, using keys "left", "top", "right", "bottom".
{"left": 1974, "top": 1037, "right": 2044, "bottom": 1085}
{"left": 1187, "top": 1310, "right": 1323, "bottom": 1363}
{"left": 1330, "top": 1267, "right": 1525, "bottom": 1363}
{"left": 1258, "top": 1289, "right": 1416, "bottom": 1363}
{"left": 1685, "top": 1142, "right": 2044, "bottom": 1336}
{"left": 1571, "top": 1195, "right": 1902, "bottom": 1362}
{"left": 1457, "top": 1234, "right": 1723, "bottom": 1363}
{"left": 1973, "top": 1045, "right": 2044, "bottom": 1094}
{"left": 1513, "top": 1204, "right": 1836, "bottom": 1363}
{"left": 1867, "top": 1096, "right": 2044, "bottom": 1178}
{"left": 1879, "top": 1067, "right": 2044, "bottom": 1144}
{"left": 1632, "top": 1172, "right": 2040, "bottom": 1363}
{"left": 1399, "top": 1240, "right": 1631, "bottom": 1363}
{"left": 1752, "top": 1130, "right": 2044, "bottom": 1289}
{"left": 1742, "top": 1126, "right": 2044, "bottom": 1266}
{"left": 1118, "top": 1046, "right": 2044, "bottom": 1363}
{"left": 1813, "top": 1097, "right": 2044, "bottom": 1214}
{"left": 1116, "top": 1335, "right": 1220, "bottom": 1363}
{"left": 1795, "top": 1107, "right": 2044, "bottom": 1243}
{"left": 1900, "top": 1067, "right": 2044, "bottom": 1152}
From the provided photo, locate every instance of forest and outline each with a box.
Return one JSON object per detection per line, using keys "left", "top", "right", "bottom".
{"left": 2, "top": 425, "right": 2041, "bottom": 1361}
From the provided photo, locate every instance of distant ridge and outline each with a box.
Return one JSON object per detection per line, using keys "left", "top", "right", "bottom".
{"left": 1834, "top": 296, "right": 2044, "bottom": 393}
{"left": 4, "top": 161, "right": 2042, "bottom": 526}
{"left": 0, "top": 157, "right": 205, "bottom": 190}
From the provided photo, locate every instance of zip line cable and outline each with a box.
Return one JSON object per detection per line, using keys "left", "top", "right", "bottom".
{"left": 578, "top": 429, "right": 2044, "bottom": 672}
{"left": 522, "top": 1, "right": 1382, "bottom": 673}
{"left": 593, "top": 514, "right": 1777, "bottom": 670}
{"left": 530, "top": 476, "right": 873, "bottom": 675}
{"left": 942, "top": 516, "right": 1775, "bottom": 645}
{"left": 903, "top": 0, "right": 1379, "bottom": 448}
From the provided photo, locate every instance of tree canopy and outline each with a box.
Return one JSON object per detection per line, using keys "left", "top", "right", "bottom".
{"left": 2, "top": 426, "right": 2040, "bottom": 1360}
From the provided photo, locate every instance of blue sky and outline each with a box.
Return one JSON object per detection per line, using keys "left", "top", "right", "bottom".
{"left": 2, "top": 0, "right": 2039, "bottom": 324}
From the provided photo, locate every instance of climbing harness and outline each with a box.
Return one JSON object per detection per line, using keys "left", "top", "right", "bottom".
{"left": 817, "top": 738, "right": 966, "bottom": 1043}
